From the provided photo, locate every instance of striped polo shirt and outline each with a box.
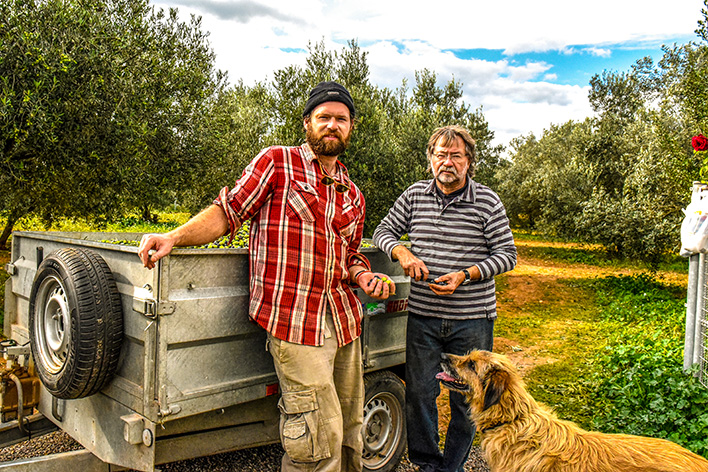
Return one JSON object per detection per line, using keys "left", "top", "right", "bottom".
{"left": 372, "top": 178, "right": 517, "bottom": 320}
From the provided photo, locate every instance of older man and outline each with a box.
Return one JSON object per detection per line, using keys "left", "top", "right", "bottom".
{"left": 373, "top": 125, "right": 516, "bottom": 472}
{"left": 139, "top": 81, "right": 394, "bottom": 472}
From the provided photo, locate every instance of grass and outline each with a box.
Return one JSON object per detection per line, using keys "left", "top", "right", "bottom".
{"left": 513, "top": 231, "right": 687, "bottom": 273}
{"left": 587, "top": 275, "right": 708, "bottom": 455}
{"left": 492, "top": 237, "right": 708, "bottom": 456}
{"left": 495, "top": 272, "right": 602, "bottom": 428}
{"left": 7, "top": 212, "right": 191, "bottom": 234}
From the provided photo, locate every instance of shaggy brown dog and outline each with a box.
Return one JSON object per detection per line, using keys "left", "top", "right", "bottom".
{"left": 436, "top": 350, "right": 708, "bottom": 472}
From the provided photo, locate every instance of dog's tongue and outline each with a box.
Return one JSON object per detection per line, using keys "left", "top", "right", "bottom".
{"left": 436, "top": 372, "right": 456, "bottom": 382}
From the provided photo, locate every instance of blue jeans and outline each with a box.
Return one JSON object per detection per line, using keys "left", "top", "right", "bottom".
{"left": 405, "top": 314, "right": 494, "bottom": 472}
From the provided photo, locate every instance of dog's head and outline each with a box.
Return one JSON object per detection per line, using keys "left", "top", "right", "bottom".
{"left": 436, "top": 350, "right": 518, "bottom": 415}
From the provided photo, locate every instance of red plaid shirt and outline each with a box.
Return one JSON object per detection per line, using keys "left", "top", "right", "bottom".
{"left": 215, "top": 143, "right": 371, "bottom": 346}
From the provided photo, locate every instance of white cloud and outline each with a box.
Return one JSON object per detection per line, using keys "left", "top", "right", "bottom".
{"left": 482, "top": 84, "right": 592, "bottom": 145}
{"left": 585, "top": 47, "right": 613, "bottom": 58}
{"left": 354, "top": 39, "right": 592, "bottom": 145}
{"left": 165, "top": 0, "right": 303, "bottom": 23}
{"left": 153, "top": 0, "right": 703, "bottom": 147}
{"left": 504, "top": 62, "right": 553, "bottom": 82}
{"left": 318, "top": 0, "right": 701, "bottom": 53}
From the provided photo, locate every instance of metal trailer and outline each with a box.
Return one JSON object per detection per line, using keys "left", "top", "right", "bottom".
{"left": 0, "top": 231, "right": 410, "bottom": 471}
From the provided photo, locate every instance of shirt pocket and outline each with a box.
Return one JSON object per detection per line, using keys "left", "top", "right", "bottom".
{"left": 338, "top": 202, "right": 361, "bottom": 239}
{"left": 286, "top": 180, "right": 319, "bottom": 222}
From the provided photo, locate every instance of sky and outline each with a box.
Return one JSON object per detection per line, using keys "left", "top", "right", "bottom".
{"left": 154, "top": 0, "right": 704, "bottom": 148}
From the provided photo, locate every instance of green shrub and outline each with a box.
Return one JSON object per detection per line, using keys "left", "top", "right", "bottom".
{"left": 594, "top": 273, "right": 685, "bottom": 325}
{"left": 590, "top": 274, "right": 708, "bottom": 456}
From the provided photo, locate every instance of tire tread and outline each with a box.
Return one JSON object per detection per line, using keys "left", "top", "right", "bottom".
{"left": 29, "top": 247, "right": 124, "bottom": 399}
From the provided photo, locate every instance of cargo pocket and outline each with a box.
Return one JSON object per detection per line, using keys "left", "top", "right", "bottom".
{"left": 278, "top": 389, "right": 331, "bottom": 462}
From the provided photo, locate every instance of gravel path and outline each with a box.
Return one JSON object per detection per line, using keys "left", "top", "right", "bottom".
{"left": 0, "top": 430, "right": 491, "bottom": 471}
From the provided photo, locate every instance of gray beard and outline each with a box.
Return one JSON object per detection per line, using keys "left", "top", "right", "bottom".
{"left": 435, "top": 167, "right": 461, "bottom": 186}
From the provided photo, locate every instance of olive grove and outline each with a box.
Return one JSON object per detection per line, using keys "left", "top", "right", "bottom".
{"left": 0, "top": 0, "right": 501, "bottom": 247}
{"left": 6, "top": 0, "right": 708, "bottom": 264}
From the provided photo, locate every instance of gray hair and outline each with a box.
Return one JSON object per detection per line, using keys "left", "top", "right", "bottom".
{"left": 426, "top": 125, "right": 477, "bottom": 177}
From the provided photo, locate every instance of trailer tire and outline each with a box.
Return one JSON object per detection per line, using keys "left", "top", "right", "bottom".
{"left": 362, "top": 370, "right": 406, "bottom": 472}
{"left": 29, "top": 248, "right": 123, "bottom": 399}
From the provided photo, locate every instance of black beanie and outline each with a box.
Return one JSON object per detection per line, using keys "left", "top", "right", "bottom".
{"left": 302, "top": 81, "right": 356, "bottom": 118}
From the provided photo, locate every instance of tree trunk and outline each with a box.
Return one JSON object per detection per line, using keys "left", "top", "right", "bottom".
{"left": 0, "top": 216, "right": 16, "bottom": 250}
{"left": 141, "top": 205, "right": 156, "bottom": 223}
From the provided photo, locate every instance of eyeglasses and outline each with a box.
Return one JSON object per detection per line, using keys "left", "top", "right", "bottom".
{"left": 432, "top": 152, "right": 467, "bottom": 162}
{"left": 316, "top": 161, "right": 350, "bottom": 193}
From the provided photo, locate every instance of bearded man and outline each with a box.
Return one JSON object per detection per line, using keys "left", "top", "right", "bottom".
{"left": 373, "top": 125, "right": 517, "bottom": 472}
{"left": 139, "top": 81, "right": 394, "bottom": 472}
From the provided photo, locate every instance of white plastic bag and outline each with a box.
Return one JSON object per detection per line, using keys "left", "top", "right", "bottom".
{"left": 680, "top": 198, "right": 708, "bottom": 256}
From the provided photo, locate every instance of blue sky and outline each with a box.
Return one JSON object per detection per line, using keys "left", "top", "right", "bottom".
{"left": 154, "top": 0, "right": 704, "bottom": 148}
{"left": 447, "top": 46, "right": 685, "bottom": 87}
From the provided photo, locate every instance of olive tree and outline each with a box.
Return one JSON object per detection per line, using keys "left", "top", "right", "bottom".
{"left": 0, "top": 0, "right": 225, "bottom": 248}
{"left": 265, "top": 42, "right": 503, "bottom": 236}
{"left": 179, "top": 81, "right": 276, "bottom": 214}
{"left": 497, "top": 120, "right": 594, "bottom": 235}
{"left": 570, "top": 12, "right": 708, "bottom": 262}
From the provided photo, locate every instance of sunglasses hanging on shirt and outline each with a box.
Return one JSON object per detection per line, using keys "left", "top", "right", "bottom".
{"left": 316, "top": 160, "right": 350, "bottom": 194}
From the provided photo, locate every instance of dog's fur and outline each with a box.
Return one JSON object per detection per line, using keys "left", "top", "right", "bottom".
{"left": 437, "top": 350, "right": 708, "bottom": 472}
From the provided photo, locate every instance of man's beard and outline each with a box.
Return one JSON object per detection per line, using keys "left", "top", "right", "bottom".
{"left": 435, "top": 165, "right": 462, "bottom": 186}
{"left": 306, "top": 125, "right": 350, "bottom": 157}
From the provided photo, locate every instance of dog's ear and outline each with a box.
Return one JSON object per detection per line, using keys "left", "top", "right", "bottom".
{"left": 482, "top": 367, "right": 508, "bottom": 411}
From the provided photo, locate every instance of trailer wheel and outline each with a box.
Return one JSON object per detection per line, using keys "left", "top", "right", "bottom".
{"left": 29, "top": 248, "right": 123, "bottom": 399}
{"left": 362, "top": 370, "right": 406, "bottom": 472}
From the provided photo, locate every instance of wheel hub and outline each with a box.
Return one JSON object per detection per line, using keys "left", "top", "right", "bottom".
{"left": 36, "top": 278, "right": 71, "bottom": 373}
{"left": 363, "top": 399, "right": 392, "bottom": 453}
{"left": 361, "top": 388, "right": 403, "bottom": 470}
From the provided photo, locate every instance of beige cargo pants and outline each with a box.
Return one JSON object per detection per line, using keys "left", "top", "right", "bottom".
{"left": 267, "top": 312, "right": 364, "bottom": 472}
